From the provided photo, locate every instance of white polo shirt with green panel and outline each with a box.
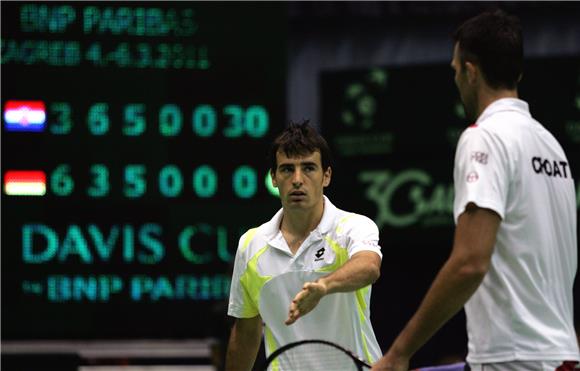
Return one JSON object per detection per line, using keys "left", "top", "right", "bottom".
{"left": 228, "top": 196, "right": 383, "bottom": 369}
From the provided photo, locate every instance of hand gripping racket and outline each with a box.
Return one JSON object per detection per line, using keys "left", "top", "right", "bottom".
{"left": 263, "top": 339, "right": 371, "bottom": 371}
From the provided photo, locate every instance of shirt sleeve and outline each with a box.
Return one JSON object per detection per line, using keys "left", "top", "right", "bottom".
{"left": 344, "top": 215, "right": 383, "bottom": 259}
{"left": 453, "top": 126, "right": 509, "bottom": 224}
{"left": 227, "top": 230, "right": 259, "bottom": 318}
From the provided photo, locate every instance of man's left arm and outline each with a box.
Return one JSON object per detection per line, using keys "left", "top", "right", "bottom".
{"left": 285, "top": 250, "right": 381, "bottom": 325}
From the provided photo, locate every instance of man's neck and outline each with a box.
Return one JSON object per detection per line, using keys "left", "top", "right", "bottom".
{"left": 476, "top": 87, "right": 518, "bottom": 120}
{"left": 280, "top": 199, "right": 325, "bottom": 254}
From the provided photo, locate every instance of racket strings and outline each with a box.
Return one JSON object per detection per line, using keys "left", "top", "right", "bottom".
{"left": 268, "top": 342, "right": 363, "bottom": 371}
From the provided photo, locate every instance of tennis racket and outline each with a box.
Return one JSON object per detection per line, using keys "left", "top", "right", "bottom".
{"left": 262, "top": 339, "right": 371, "bottom": 371}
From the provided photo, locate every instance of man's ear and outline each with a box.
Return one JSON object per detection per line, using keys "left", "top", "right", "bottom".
{"left": 270, "top": 170, "right": 278, "bottom": 187}
{"left": 465, "top": 61, "right": 479, "bottom": 85}
{"left": 323, "top": 167, "right": 332, "bottom": 187}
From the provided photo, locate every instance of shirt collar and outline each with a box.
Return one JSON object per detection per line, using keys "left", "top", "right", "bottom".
{"left": 264, "top": 196, "right": 336, "bottom": 250}
{"left": 317, "top": 196, "right": 336, "bottom": 235}
{"left": 476, "top": 98, "right": 531, "bottom": 125}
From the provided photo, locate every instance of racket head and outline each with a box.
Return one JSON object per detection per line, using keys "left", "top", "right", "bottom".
{"left": 262, "top": 339, "right": 371, "bottom": 371}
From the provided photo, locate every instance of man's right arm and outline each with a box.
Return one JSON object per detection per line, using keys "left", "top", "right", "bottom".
{"left": 371, "top": 204, "right": 500, "bottom": 371}
{"left": 225, "top": 315, "right": 263, "bottom": 371}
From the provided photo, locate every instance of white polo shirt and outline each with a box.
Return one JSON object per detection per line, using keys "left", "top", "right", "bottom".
{"left": 453, "top": 98, "right": 579, "bottom": 363}
{"left": 228, "top": 196, "right": 383, "bottom": 369}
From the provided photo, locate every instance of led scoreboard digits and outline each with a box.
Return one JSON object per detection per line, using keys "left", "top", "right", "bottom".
{"left": 1, "top": 2, "right": 287, "bottom": 339}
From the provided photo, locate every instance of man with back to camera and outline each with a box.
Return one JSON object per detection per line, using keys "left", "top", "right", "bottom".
{"left": 225, "top": 121, "right": 383, "bottom": 370}
{"left": 372, "top": 9, "right": 579, "bottom": 371}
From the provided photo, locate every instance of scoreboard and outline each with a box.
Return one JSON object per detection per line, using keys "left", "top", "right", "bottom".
{"left": 1, "top": 2, "right": 287, "bottom": 339}
{"left": 3, "top": 2, "right": 579, "bottom": 355}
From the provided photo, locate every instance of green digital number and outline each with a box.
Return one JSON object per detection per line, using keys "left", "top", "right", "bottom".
{"left": 159, "top": 104, "right": 182, "bottom": 136}
{"left": 192, "top": 105, "right": 217, "bottom": 137}
{"left": 50, "top": 102, "right": 72, "bottom": 135}
{"left": 223, "top": 105, "right": 244, "bottom": 137}
{"left": 159, "top": 165, "right": 183, "bottom": 197}
{"left": 223, "top": 105, "right": 269, "bottom": 138}
{"left": 154, "top": 43, "right": 170, "bottom": 69}
{"left": 245, "top": 106, "right": 269, "bottom": 138}
{"left": 193, "top": 165, "right": 217, "bottom": 198}
{"left": 85, "top": 42, "right": 102, "bottom": 66}
{"left": 51, "top": 164, "right": 74, "bottom": 196}
{"left": 198, "top": 46, "right": 210, "bottom": 69}
{"left": 87, "top": 164, "right": 109, "bottom": 197}
{"left": 171, "top": 43, "right": 184, "bottom": 69}
{"left": 111, "top": 42, "right": 131, "bottom": 67}
{"left": 135, "top": 43, "right": 152, "bottom": 68}
{"left": 124, "top": 165, "right": 146, "bottom": 198}
{"left": 233, "top": 166, "right": 257, "bottom": 199}
{"left": 124, "top": 104, "right": 146, "bottom": 136}
{"left": 87, "top": 103, "right": 109, "bottom": 135}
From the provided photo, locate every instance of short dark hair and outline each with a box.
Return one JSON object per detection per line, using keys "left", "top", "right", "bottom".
{"left": 453, "top": 8, "right": 523, "bottom": 90}
{"left": 268, "top": 120, "right": 332, "bottom": 172}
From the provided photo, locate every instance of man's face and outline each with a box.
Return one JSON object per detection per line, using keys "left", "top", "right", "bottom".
{"left": 451, "top": 42, "right": 476, "bottom": 121}
{"left": 271, "top": 150, "right": 331, "bottom": 211}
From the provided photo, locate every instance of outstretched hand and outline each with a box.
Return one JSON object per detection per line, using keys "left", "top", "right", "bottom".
{"left": 285, "top": 280, "right": 327, "bottom": 325}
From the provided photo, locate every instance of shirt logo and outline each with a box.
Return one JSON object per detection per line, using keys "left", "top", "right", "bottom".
{"left": 314, "top": 247, "right": 325, "bottom": 261}
{"left": 466, "top": 171, "right": 479, "bottom": 183}
{"left": 531, "top": 157, "right": 570, "bottom": 178}
{"left": 471, "top": 151, "right": 488, "bottom": 165}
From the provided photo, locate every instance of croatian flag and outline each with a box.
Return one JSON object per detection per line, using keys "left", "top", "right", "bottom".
{"left": 4, "top": 171, "right": 47, "bottom": 196}
{"left": 3, "top": 101, "right": 46, "bottom": 132}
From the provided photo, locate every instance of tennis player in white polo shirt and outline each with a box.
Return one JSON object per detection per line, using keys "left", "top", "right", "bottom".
{"left": 373, "top": 9, "right": 579, "bottom": 371}
{"left": 225, "top": 121, "right": 383, "bottom": 370}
